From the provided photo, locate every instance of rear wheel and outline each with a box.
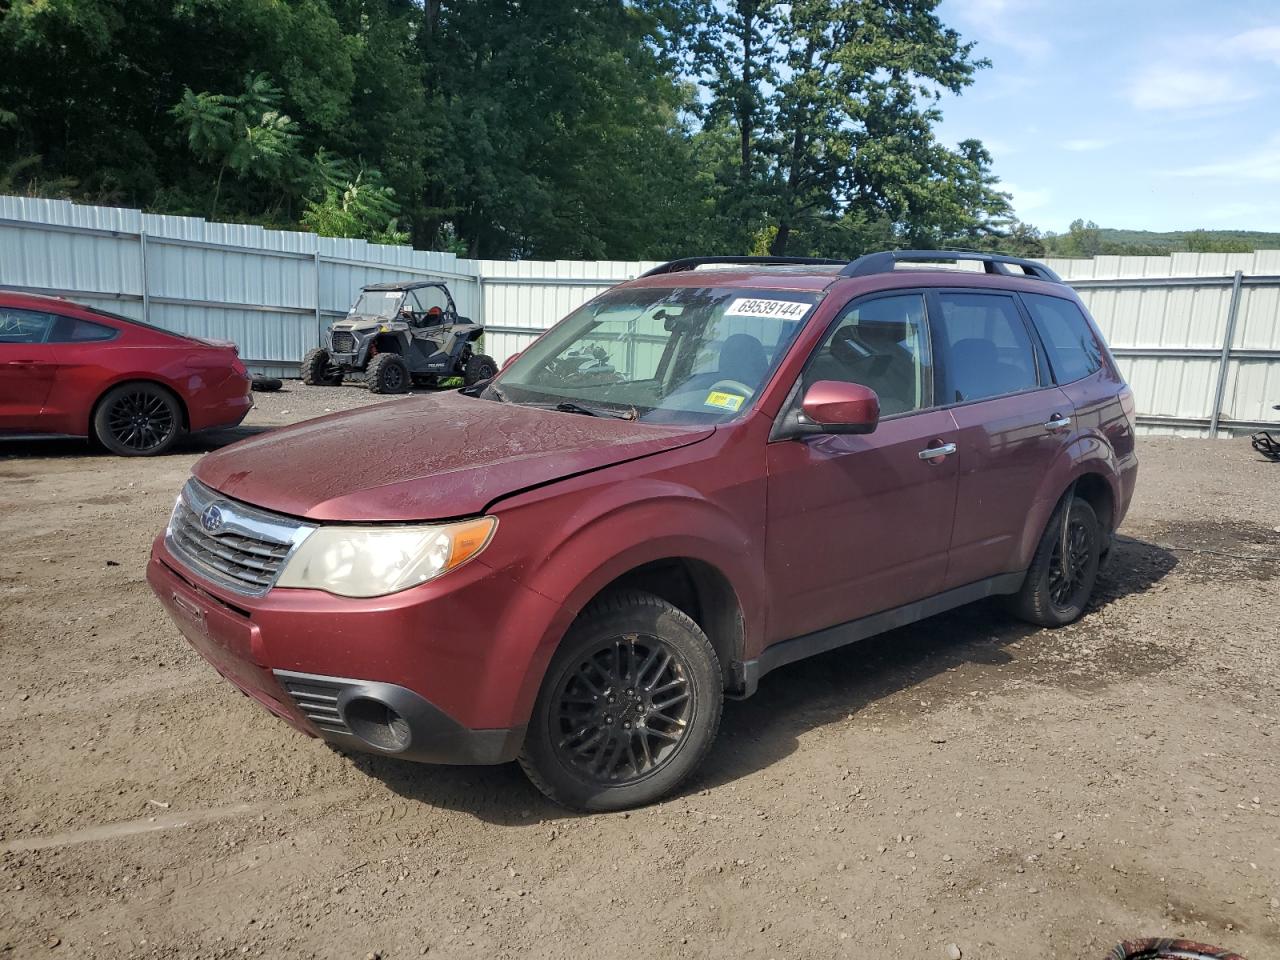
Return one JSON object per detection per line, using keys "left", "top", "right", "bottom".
{"left": 1009, "top": 495, "right": 1101, "bottom": 627}
{"left": 463, "top": 353, "right": 498, "bottom": 386}
{"left": 518, "top": 590, "right": 723, "bottom": 811}
{"left": 92, "top": 382, "right": 182, "bottom": 456}
{"left": 365, "top": 353, "right": 410, "bottom": 394}
{"left": 300, "top": 348, "right": 342, "bottom": 386}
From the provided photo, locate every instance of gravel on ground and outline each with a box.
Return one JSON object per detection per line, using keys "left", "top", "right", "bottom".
{"left": 1, "top": 383, "right": 1277, "bottom": 959}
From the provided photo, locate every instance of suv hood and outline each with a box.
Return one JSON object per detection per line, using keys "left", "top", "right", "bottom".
{"left": 193, "top": 391, "right": 713, "bottom": 521}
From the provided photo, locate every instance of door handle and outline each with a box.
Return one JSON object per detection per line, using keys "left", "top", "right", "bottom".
{"left": 918, "top": 442, "right": 957, "bottom": 461}
{"left": 1043, "top": 414, "right": 1072, "bottom": 431}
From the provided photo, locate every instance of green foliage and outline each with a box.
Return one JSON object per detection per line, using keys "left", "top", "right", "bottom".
{"left": 0, "top": 0, "right": 1046, "bottom": 257}
{"left": 302, "top": 154, "right": 408, "bottom": 246}
{"left": 1041, "top": 223, "right": 1275, "bottom": 258}
{"left": 171, "top": 74, "right": 303, "bottom": 217}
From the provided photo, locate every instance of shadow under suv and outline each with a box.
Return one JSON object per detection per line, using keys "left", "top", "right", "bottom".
{"left": 148, "top": 249, "right": 1138, "bottom": 811}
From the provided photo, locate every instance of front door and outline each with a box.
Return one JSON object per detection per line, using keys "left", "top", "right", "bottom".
{"left": 929, "top": 289, "right": 1075, "bottom": 587}
{"left": 0, "top": 307, "right": 59, "bottom": 431}
{"left": 764, "top": 291, "right": 960, "bottom": 643}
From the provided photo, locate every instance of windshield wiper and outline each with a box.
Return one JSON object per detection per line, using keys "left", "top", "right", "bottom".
{"left": 555, "top": 400, "right": 636, "bottom": 420}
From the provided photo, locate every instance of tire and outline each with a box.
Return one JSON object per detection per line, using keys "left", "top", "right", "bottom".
{"left": 365, "top": 353, "right": 410, "bottom": 394}
{"left": 463, "top": 353, "right": 499, "bottom": 386}
{"left": 1009, "top": 495, "right": 1102, "bottom": 627}
{"left": 300, "top": 348, "right": 341, "bottom": 386}
{"left": 518, "top": 590, "right": 723, "bottom": 812}
{"left": 92, "top": 382, "right": 182, "bottom": 457}
{"left": 250, "top": 376, "right": 283, "bottom": 392}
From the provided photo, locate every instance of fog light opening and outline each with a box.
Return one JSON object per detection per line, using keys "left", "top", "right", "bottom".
{"left": 344, "top": 697, "right": 411, "bottom": 752}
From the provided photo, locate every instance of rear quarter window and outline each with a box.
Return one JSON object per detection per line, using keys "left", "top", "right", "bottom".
{"left": 52, "top": 316, "right": 119, "bottom": 343}
{"left": 1021, "top": 293, "right": 1104, "bottom": 384}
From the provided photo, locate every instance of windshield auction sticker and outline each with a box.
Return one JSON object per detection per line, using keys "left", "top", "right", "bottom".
{"left": 704, "top": 391, "right": 745, "bottom": 412}
{"left": 724, "top": 298, "right": 812, "bottom": 321}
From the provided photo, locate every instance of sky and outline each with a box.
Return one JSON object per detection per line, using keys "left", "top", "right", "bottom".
{"left": 934, "top": 0, "right": 1280, "bottom": 234}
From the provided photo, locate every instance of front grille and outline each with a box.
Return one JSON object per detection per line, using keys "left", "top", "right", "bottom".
{"left": 330, "top": 331, "right": 356, "bottom": 354}
{"left": 277, "top": 674, "right": 350, "bottom": 734}
{"left": 166, "top": 479, "right": 313, "bottom": 597}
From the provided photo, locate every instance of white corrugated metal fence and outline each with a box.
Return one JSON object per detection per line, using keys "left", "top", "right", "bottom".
{"left": 1, "top": 196, "right": 1277, "bottom": 438}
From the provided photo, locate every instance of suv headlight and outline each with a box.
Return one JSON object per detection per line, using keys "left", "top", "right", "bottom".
{"left": 275, "top": 517, "right": 496, "bottom": 598}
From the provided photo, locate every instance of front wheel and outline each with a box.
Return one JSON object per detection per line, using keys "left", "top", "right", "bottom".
{"left": 1009, "top": 495, "right": 1102, "bottom": 627}
{"left": 300, "top": 348, "right": 342, "bottom": 386}
{"left": 518, "top": 590, "right": 723, "bottom": 812}
{"left": 365, "top": 353, "right": 410, "bottom": 394}
{"left": 463, "top": 353, "right": 498, "bottom": 386}
{"left": 92, "top": 382, "right": 182, "bottom": 456}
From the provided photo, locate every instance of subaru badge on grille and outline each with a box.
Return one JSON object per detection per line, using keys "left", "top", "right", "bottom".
{"left": 200, "top": 504, "right": 224, "bottom": 533}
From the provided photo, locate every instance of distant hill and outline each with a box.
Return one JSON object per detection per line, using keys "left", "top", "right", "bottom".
{"left": 1042, "top": 222, "right": 1280, "bottom": 258}
{"left": 1094, "top": 228, "right": 1280, "bottom": 251}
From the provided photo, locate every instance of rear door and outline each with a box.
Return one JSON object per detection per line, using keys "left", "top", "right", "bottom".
{"left": 764, "top": 291, "right": 960, "bottom": 642}
{"left": 0, "top": 307, "right": 59, "bottom": 431}
{"left": 930, "top": 289, "right": 1074, "bottom": 589}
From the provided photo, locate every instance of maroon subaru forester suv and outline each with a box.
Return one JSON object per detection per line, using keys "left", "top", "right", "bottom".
{"left": 148, "top": 250, "right": 1138, "bottom": 811}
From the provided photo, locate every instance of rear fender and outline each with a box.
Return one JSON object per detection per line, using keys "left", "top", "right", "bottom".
{"left": 1015, "top": 433, "right": 1122, "bottom": 569}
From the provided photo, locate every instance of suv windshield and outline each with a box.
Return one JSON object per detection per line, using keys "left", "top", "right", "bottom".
{"left": 494, "top": 285, "right": 821, "bottom": 424}
{"left": 349, "top": 290, "right": 406, "bottom": 320}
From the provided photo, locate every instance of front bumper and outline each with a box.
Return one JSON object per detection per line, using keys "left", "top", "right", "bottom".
{"left": 274, "top": 670, "right": 523, "bottom": 764}
{"left": 146, "top": 539, "right": 556, "bottom": 765}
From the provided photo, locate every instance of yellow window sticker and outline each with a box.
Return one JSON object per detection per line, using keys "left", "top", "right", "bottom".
{"left": 705, "top": 391, "right": 744, "bottom": 412}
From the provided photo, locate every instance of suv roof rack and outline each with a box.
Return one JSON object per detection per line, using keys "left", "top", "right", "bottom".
{"left": 841, "top": 249, "right": 1062, "bottom": 283}
{"left": 641, "top": 256, "right": 846, "bottom": 277}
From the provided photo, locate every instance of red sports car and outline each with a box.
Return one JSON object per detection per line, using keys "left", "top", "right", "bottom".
{"left": 0, "top": 291, "right": 253, "bottom": 455}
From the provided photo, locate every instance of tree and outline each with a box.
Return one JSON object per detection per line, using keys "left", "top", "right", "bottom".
{"left": 301, "top": 152, "right": 409, "bottom": 246}
{"left": 171, "top": 74, "right": 302, "bottom": 218}
{"left": 1, "top": 0, "right": 1023, "bottom": 257}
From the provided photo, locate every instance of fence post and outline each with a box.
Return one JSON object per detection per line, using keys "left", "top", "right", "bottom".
{"left": 139, "top": 229, "right": 150, "bottom": 324}
{"left": 1208, "top": 269, "right": 1245, "bottom": 438}
{"left": 313, "top": 250, "right": 323, "bottom": 346}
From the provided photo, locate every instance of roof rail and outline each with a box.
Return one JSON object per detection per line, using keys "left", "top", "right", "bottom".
{"left": 640, "top": 256, "right": 846, "bottom": 277}
{"left": 840, "top": 249, "right": 1062, "bottom": 283}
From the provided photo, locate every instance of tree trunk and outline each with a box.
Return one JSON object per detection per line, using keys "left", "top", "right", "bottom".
{"left": 736, "top": 0, "right": 755, "bottom": 185}
{"left": 770, "top": 221, "right": 791, "bottom": 255}
{"left": 211, "top": 164, "right": 226, "bottom": 220}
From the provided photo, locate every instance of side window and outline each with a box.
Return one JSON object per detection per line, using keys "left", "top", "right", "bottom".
{"left": 411, "top": 287, "right": 450, "bottom": 321}
{"left": 935, "top": 292, "right": 1039, "bottom": 403}
{"left": 0, "top": 308, "right": 55, "bottom": 344}
{"left": 1021, "top": 293, "right": 1103, "bottom": 384}
{"left": 51, "top": 316, "right": 118, "bottom": 343}
{"left": 803, "top": 293, "right": 933, "bottom": 416}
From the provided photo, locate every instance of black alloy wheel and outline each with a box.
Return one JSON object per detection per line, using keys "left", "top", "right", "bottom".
{"left": 552, "top": 634, "right": 694, "bottom": 785}
{"left": 93, "top": 383, "right": 181, "bottom": 456}
{"left": 518, "top": 590, "right": 723, "bottom": 811}
{"left": 1009, "top": 495, "right": 1102, "bottom": 627}
{"left": 1048, "top": 507, "right": 1094, "bottom": 610}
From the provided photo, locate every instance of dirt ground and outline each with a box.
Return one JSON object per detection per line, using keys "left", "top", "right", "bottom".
{"left": 2, "top": 383, "right": 1278, "bottom": 960}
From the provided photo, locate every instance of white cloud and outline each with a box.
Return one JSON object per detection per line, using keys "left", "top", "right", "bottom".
{"left": 1060, "top": 138, "right": 1109, "bottom": 152}
{"left": 1126, "top": 63, "right": 1256, "bottom": 110}
{"left": 1167, "top": 135, "right": 1280, "bottom": 182}
{"left": 947, "top": 0, "right": 1052, "bottom": 60}
{"left": 1228, "top": 26, "right": 1280, "bottom": 66}
{"left": 1002, "top": 181, "right": 1052, "bottom": 213}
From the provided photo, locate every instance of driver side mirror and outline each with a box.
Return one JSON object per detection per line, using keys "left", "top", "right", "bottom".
{"left": 799, "top": 380, "right": 880, "bottom": 435}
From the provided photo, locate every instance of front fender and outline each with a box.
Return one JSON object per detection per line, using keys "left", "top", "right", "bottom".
{"left": 486, "top": 477, "right": 766, "bottom": 725}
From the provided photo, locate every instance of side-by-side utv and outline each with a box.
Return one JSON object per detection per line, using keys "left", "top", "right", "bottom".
{"left": 301, "top": 281, "right": 498, "bottom": 393}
